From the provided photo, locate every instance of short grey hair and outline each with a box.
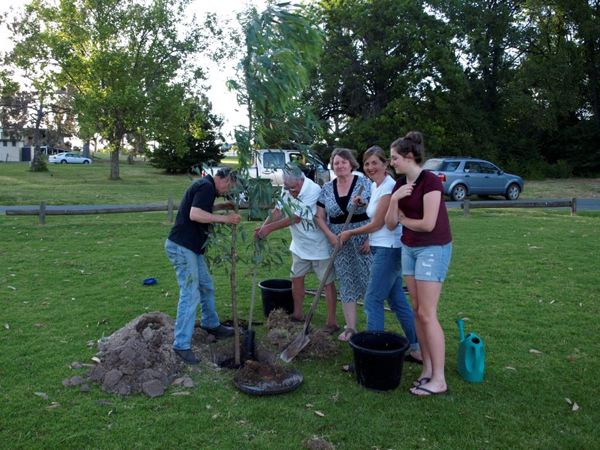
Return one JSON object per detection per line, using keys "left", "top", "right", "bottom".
{"left": 283, "top": 164, "right": 305, "bottom": 183}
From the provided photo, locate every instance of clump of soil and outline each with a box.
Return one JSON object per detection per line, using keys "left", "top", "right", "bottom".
{"left": 302, "top": 436, "right": 335, "bottom": 450}
{"left": 86, "top": 312, "right": 184, "bottom": 397}
{"left": 234, "top": 360, "right": 301, "bottom": 392}
{"left": 266, "top": 309, "right": 338, "bottom": 360}
{"left": 267, "top": 308, "right": 292, "bottom": 329}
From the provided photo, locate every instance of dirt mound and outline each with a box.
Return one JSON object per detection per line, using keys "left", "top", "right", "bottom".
{"left": 266, "top": 309, "right": 338, "bottom": 360}
{"left": 86, "top": 312, "right": 184, "bottom": 397}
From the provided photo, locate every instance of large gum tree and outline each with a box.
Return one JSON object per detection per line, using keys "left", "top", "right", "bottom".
{"left": 9, "top": 0, "right": 205, "bottom": 179}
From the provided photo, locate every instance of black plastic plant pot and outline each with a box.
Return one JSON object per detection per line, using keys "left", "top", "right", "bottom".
{"left": 349, "top": 331, "right": 409, "bottom": 391}
{"left": 243, "top": 330, "right": 256, "bottom": 361}
{"left": 258, "top": 279, "right": 294, "bottom": 317}
{"left": 233, "top": 365, "right": 303, "bottom": 396}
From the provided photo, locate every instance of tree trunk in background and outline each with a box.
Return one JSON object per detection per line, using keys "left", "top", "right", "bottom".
{"left": 110, "top": 145, "right": 120, "bottom": 180}
{"left": 29, "top": 103, "right": 46, "bottom": 172}
{"left": 82, "top": 140, "right": 90, "bottom": 158}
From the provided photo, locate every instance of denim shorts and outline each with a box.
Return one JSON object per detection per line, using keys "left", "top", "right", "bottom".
{"left": 402, "top": 242, "right": 452, "bottom": 282}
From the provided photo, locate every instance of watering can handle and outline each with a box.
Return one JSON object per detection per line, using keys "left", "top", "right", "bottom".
{"left": 456, "top": 319, "right": 465, "bottom": 341}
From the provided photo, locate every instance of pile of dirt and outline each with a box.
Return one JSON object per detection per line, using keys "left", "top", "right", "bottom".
{"left": 86, "top": 312, "right": 184, "bottom": 397}
{"left": 266, "top": 309, "right": 338, "bottom": 360}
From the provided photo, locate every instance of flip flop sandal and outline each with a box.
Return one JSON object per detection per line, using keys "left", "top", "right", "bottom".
{"left": 338, "top": 327, "right": 356, "bottom": 342}
{"left": 290, "top": 317, "right": 306, "bottom": 323}
{"left": 410, "top": 386, "right": 450, "bottom": 396}
{"left": 404, "top": 354, "right": 424, "bottom": 365}
{"left": 412, "top": 377, "right": 430, "bottom": 387}
{"left": 323, "top": 324, "right": 341, "bottom": 335}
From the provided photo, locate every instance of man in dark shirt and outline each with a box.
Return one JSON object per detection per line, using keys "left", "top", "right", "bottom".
{"left": 165, "top": 168, "right": 241, "bottom": 364}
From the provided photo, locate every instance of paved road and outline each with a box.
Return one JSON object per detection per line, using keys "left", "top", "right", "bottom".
{"left": 1, "top": 199, "right": 599, "bottom": 214}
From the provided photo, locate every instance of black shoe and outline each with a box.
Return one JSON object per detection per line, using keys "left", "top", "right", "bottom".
{"left": 174, "top": 348, "right": 200, "bottom": 365}
{"left": 201, "top": 324, "right": 235, "bottom": 339}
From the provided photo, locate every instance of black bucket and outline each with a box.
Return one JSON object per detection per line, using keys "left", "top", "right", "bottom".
{"left": 349, "top": 331, "right": 409, "bottom": 391}
{"left": 258, "top": 279, "right": 294, "bottom": 317}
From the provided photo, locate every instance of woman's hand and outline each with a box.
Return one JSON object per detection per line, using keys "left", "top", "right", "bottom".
{"left": 352, "top": 195, "right": 366, "bottom": 208}
{"left": 391, "top": 183, "right": 414, "bottom": 202}
{"left": 359, "top": 238, "right": 370, "bottom": 254}
{"left": 339, "top": 230, "right": 352, "bottom": 245}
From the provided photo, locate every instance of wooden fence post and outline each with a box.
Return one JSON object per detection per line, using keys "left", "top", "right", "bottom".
{"left": 39, "top": 201, "right": 46, "bottom": 225}
{"left": 571, "top": 197, "right": 577, "bottom": 216}
{"left": 167, "top": 197, "right": 174, "bottom": 223}
{"left": 463, "top": 199, "right": 470, "bottom": 217}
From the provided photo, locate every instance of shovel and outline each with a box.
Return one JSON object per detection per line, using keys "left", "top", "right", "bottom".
{"left": 280, "top": 185, "right": 364, "bottom": 363}
{"left": 243, "top": 239, "right": 260, "bottom": 361}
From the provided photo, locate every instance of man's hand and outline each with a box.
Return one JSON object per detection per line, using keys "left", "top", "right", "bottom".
{"left": 222, "top": 214, "right": 242, "bottom": 225}
{"left": 254, "top": 226, "right": 268, "bottom": 240}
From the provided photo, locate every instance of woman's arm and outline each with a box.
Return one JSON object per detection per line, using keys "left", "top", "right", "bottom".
{"left": 399, "top": 191, "right": 441, "bottom": 232}
{"left": 315, "top": 205, "right": 338, "bottom": 247}
{"left": 339, "top": 195, "right": 390, "bottom": 244}
{"left": 385, "top": 183, "right": 414, "bottom": 230}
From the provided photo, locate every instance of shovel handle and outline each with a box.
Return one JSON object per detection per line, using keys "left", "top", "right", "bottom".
{"left": 302, "top": 185, "right": 364, "bottom": 335}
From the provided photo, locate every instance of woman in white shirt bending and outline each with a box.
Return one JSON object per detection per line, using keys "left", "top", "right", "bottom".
{"left": 339, "top": 146, "right": 422, "bottom": 368}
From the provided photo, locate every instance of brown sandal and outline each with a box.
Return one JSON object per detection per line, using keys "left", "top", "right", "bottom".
{"left": 338, "top": 327, "right": 356, "bottom": 342}
{"left": 322, "top": 324, "right": 340, "bottom": 335}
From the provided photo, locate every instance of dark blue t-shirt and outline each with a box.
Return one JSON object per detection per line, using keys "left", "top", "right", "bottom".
{"left": 168, "top": 176, "right": 216, "bottom": 254}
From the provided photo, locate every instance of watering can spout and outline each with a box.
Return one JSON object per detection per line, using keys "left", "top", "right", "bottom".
{"left": 456, "top": 319, "right": 465, "bottom": 341}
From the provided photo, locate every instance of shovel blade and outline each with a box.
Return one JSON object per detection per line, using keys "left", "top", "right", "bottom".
{"left": 280, "top": 334, "right": 310, "bottom": 363}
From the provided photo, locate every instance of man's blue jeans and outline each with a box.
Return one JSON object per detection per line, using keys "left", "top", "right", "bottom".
{"left": 365, "top": 246, "right": 419, "bottom": 350}
{"left": 165, "top": 239, "right": 220, "bottom": 350}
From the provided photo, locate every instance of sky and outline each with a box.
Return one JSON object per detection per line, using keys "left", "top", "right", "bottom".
{"left": 0, "top": 0, "right": 268, "bottom": 141}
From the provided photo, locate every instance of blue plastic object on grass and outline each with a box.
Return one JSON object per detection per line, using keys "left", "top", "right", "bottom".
{"left": 142, "top": 278, "right": 158, "bottom": 286}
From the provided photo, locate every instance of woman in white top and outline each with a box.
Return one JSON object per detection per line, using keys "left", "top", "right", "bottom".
{"left": 339, "top": 146, "right": 421, "bottom": 367}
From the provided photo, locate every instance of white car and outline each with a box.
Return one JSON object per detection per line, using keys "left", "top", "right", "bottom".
{"left": 49, "top": 152, "right": 92, "bottom": 164}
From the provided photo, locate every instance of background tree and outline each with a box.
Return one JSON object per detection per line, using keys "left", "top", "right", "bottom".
{"left": 149, "top": 96, "right": 224, "bottom": 174}
{"left": 9, "top": 0, "right": 206, "bottom": 179}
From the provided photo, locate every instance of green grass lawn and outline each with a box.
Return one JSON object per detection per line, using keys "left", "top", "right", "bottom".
{"left": 1, "top": 163, "right": 599, "bottom": 449}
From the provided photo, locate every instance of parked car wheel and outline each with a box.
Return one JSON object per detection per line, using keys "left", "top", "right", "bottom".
{"left": 83, "top": 160, "right": 90, "bottom": 164}
{"left": 451, "top": 184, "right": 467, "bottom": 202}
{"left": 505, "top": 183, "right": 521, "bottom": 200}
{"left": 60, "top": 160, "right": 67, "bottom": 164}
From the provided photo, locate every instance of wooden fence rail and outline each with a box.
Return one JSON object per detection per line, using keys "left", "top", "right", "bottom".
{"left": 461, "top": 198, "right": 577, "bottom": 217}
{"left": 4, "top": 198, "right": 269, "bottom": 225}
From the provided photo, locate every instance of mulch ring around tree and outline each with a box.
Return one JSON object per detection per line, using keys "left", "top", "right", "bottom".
{"left": 64, "top": 308, "right": 340, "bottom": 398}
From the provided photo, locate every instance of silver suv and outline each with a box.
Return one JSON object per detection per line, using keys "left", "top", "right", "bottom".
{"left": 423, "top": 157, "right": 524, "bottom": 201}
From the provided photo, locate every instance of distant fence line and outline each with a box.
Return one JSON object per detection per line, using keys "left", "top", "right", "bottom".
{"left": 461, "top": 198, "right": 577, "bottom": 216}
{"left": 4, "top": 198, "right": 266, "bottom": 225}
{"left": 4, "top": 197, "right": 579, "bottom": 225}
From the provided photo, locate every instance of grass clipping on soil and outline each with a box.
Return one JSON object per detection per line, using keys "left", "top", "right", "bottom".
{"left": 267, "top": 309, "right": 338, "bottom": 360}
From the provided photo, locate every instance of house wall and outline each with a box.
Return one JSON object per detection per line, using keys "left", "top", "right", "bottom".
{"left": 0, "top": 140, "right": 24, "bottom": 162}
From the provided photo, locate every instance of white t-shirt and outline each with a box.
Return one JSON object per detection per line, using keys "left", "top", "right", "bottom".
{"left": 367, "top": 175, "right": 403, "bottom": 248}
{"left": 278, "top": 177, "right": 331, "bottom": 260}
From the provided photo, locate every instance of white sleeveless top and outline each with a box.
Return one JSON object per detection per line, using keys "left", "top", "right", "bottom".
{"left": 367, "top": 176, "right": 403, "bottom": 248}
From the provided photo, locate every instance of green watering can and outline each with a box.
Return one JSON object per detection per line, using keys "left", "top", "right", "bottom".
{"left": 456, "top": 319, "right": 485, "bottom": 383}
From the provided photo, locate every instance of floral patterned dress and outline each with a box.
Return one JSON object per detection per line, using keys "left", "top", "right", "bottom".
{"left": 317, "top": 175, "right": 373, "bottom": 303}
